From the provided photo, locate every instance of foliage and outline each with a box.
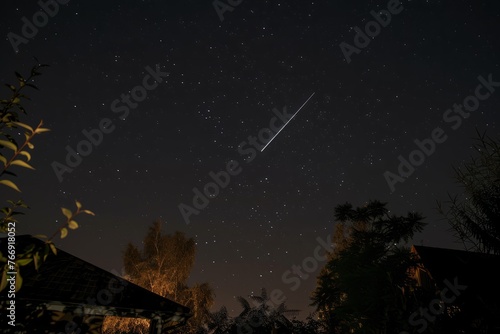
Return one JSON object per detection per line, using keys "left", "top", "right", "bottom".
{"left": 203, "top": 306, "right": 235, "bottom": 334}
{"left": 290, "top": 314, "right": 327, "bottom": 334}
{"left": 102, "top": 221, "right": 214, "bottom": 334}
{"left": 0, "top": 62, "right": 94, "bottom": 293}
{"left": 0, "top": 61, "right": 49, "bottom": 197}
{"left": 238, "top": 288, "right": 298, "bottom": 333}
{"left": 200, "top": 288, "right": 325, "bottom": 334}
{"left": 438, "top": 130, "right": 500, "bottom": 254}
{"left": 311, "top": 200, "right": 426, "bottom": 333}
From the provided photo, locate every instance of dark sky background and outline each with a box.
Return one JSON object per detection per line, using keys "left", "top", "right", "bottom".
{"left": 1, "top": 0, "right": 499, "bottom": 318}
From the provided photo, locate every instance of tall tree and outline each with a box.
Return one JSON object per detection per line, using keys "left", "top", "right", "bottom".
{"left": 438, "top": 130, "right": 500, "bottom": 254}
{"left": 311, "top": 200, "right": 426, "bottom": 333}
{"left": 103, "top": 221, "right": 214, "bottom": 334}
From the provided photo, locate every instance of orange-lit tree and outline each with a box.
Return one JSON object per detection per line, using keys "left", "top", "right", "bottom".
{"left": 102, "top": 221, "right": 214, "bottom": 334}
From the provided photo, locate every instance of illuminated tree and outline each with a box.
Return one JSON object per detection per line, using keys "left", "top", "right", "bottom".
{"left": 103, "top": 221, "right": 214, "bottom": 333}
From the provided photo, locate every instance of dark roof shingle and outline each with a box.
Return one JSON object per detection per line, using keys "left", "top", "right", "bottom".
{"left": 0, "top": 235, "right": 190, "bottom": 321}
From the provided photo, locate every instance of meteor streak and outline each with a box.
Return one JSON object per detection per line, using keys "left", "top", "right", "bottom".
{"left": 261, "top": 92, "right": 315, "bottom": 152}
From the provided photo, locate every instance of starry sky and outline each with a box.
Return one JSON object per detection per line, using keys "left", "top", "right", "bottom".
{"left": 1, "top": 0, "right": 500, "bottom": 318}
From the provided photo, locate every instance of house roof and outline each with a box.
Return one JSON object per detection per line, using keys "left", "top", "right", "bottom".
{"left": 411, "top": 245, "right": 500, "bottom": 305}
{"left": 0, "top": 235, "right": 191, "bottom": 323}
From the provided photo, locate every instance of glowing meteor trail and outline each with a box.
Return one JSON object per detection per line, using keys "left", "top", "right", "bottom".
{"left": 261, "top": 92, "right": 316, "bottom": 152}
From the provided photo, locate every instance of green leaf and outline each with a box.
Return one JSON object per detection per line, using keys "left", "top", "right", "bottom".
{"left": 26, "top": 243, "right": 35, "bottom": 253}
{"left": 12, "top": 97, "right": 21, "bottom": 104}
{"left": 0, "top": 179, "right": 21, "bottom": 192}
{"left": 18, "top": 151, "right": 31, "bottom": 161}
{"left": 27, "top": 142, "right": 34, "bottom": 149}
{"left": 68, "top": 220, "right": 78, "bottom": 230}
{"left": 0, "top": 139, "right": 17, "bottom": 151}
{"left": 0, "top": 155, "right": 7, "bottom": 166}
{"left": 15, "top": 200, "right": 29, "bottom": 208}
{"left": 5, "top": 84, "right": 16, "bottom": 92}
{"left": 11, "top": 160, "right": 35, "bottom": 170}
{"left": 3, "top": 134, "right": 18, "bottom": 146}
{"left": 60, "top": 227, "right": 68, "bottom": 239}
{"left": 61, "top": 207, "right": 72, "bottom": 219}
{"left": 48, "top": 242, "right": 56, "bottom": 256}
{"left": 34, "top": 127, "right": 50, "bottom": 134}
{"left": 33, "top": 252, "right": 40, "bottom": 270}
{"left": 11, "top": 121, "right": 33, "bottom": 132}
{"left": 83, "top": 209, "right": 95, "bottom": 216}
{"left": 15, "top": 71, "right": 25, "bottom": 83}
{"left": 16, "top": 258, "right": 33, "bottom": 266}
{"left": 43, "top": 244, "right": 50, "bottom": 260}
{"left": 75, "top": 200, "right": 82, "bottom": 210}
{"left": 15, "top": 270, "right": 22, "bottom": 292}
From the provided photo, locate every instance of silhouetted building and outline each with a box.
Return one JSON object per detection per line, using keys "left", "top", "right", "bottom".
{"left": 0, "top": 235, "right": 190, "bottom": 333}
{"left": 410, "top": 245, "right": 500, "bottom": 333}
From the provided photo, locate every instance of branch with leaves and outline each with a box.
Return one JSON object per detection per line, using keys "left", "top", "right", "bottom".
{"left": 49, "top": 200, "right": 95, "bottom": 241}
{"left": 0, "top": 62, "right": 95, "bottom": 293}
{"left": 0, "top": 59, "right": 48, "bottom": 127}
{"left": 0, "top": 120, "right": 50, "bottom": 192}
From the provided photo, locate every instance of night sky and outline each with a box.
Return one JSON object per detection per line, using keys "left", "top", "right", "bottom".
{"left": 2, "top": 0, "right": 500, "bottom": 318}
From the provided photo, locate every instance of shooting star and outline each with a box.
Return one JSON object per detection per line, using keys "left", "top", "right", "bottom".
{"left": 261, "top": 92, "right": 316, "bottom": 152}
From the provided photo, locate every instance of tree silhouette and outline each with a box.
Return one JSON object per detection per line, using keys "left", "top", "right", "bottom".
{"left": 311, "top": 200, "right": 426, "bottom": 333}
{"left": 233, "top": 288, "right": 299, "bottom": 334}
{"left": 438, "top": 130, "right": 500, "bottom": 254}
{"left": 203, "top": 306, "right": 235, "bottom": 334}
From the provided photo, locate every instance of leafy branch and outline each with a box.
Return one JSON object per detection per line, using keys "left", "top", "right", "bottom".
{"left": 0, "top": 120, "right": 50, "bottom": 192}
{"left": 0, "top": 199, "right": 29, "bottom": 232}
{"left": 0, "top": 62, "right": 95, "bottom": 293}
{"left": 48, "top": 200, "right": 95, "bottom": 241}
{"left": 0, "top": 59, "right": 48, "bottom": 130}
